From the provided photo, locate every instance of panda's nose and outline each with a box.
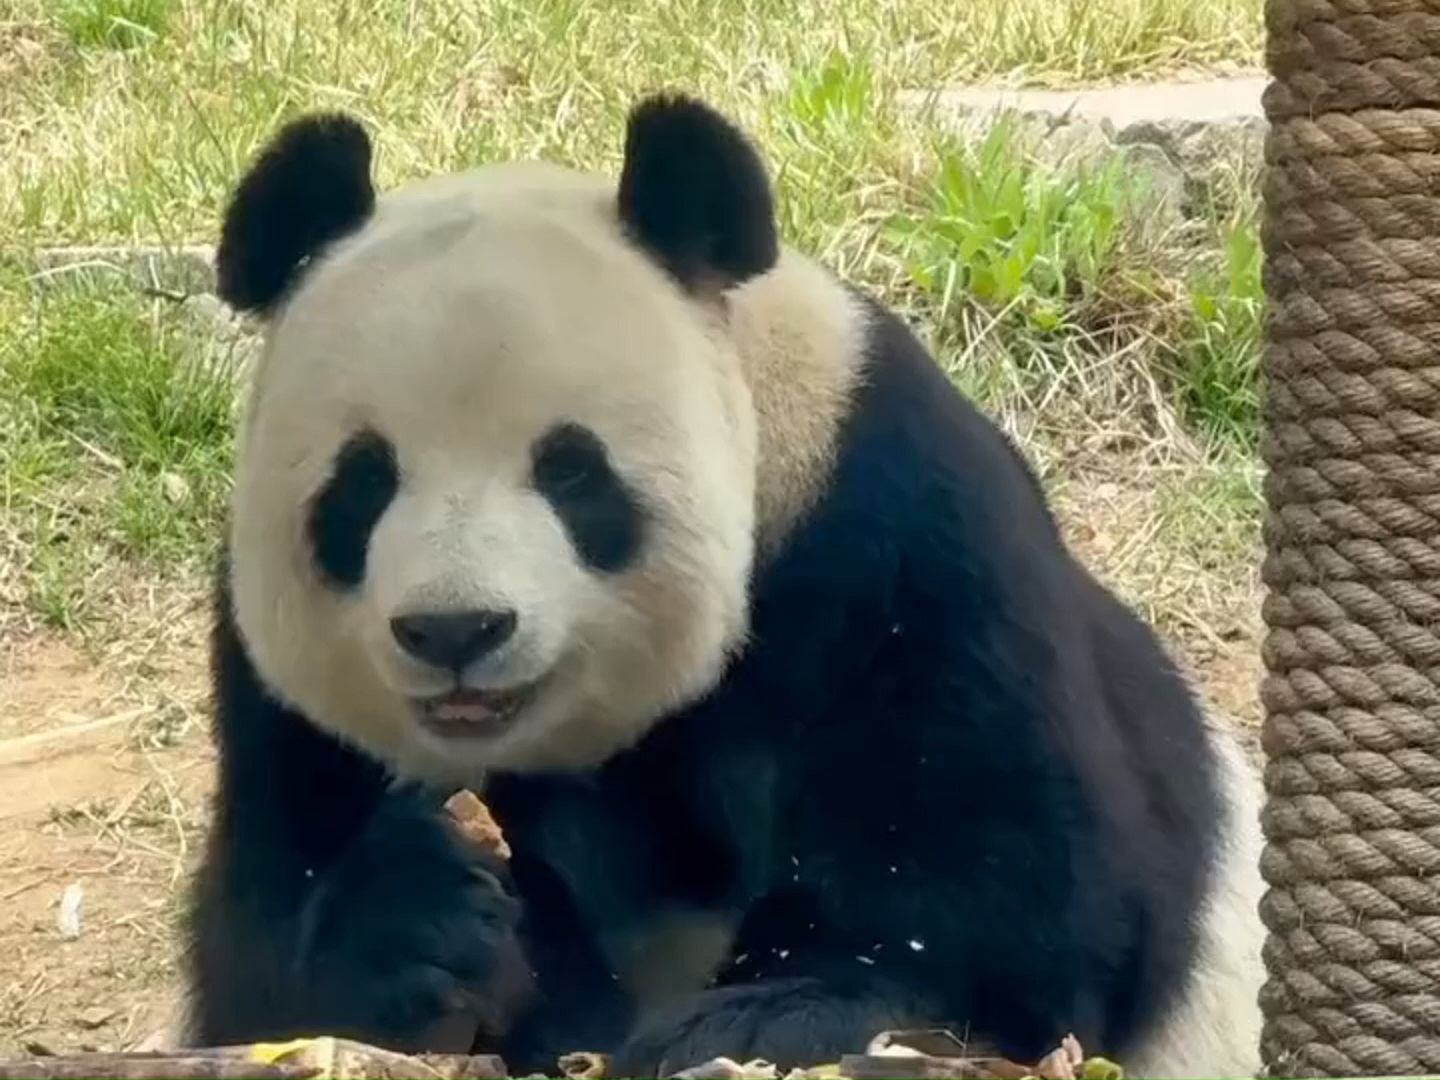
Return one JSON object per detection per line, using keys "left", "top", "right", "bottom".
{"left": 390, "top": 608, "right": 518, "bottom": 671}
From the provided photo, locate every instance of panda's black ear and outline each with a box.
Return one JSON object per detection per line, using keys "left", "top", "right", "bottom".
{"left": 617, "top": 94, "right": 779, "bottom": 292}
{"left": 216, "top": 112, "right": 376, "bottom": 316}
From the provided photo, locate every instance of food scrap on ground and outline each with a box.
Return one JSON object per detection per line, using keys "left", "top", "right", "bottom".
{"left": 0, "top": 1030, "right": 1122, "bottom": 1080}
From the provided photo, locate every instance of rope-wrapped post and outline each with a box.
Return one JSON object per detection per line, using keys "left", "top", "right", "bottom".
{"left": 1259, "top": 0, "right": 1440, "bottom": 1074}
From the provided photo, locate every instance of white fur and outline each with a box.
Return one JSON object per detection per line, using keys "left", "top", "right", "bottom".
{"left": 230, "top": 160, "right": 862, "bottom": 782}
{"left": 1126, "top": 715, "right": 1266, "bottom": 1079}
{"left": 728, "top": 254, "right": 866, "bottom": 553}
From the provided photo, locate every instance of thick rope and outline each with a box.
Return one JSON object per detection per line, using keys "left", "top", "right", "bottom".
{"left": 1261, "top": 0, "right": 1440, "bottom": 1073}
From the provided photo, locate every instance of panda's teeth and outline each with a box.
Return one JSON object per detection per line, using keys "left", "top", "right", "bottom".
{"left": 420, "top": 681, "right": 542, "bottom": 734}
{"left": 434, "top": 701, "right": 497, "bottom": 723}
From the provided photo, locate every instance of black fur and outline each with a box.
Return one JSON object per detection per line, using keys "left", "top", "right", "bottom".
{"left": 189, "top": 289, "right": 1222, "bottom": 1073}
{"left": 307, "top": 430, "right": 399, "bottom": 589}
{"left": 531, "top": 422, "right": 646, "bottom": 573}
{"left": 217, "top": 112, "right": 375, "bottom": 315}
{"left": 618, "top": 94, "right": 779, "bottom": 291}
{"left": 187, "top": 553, "right": 533, "bottom": 1049}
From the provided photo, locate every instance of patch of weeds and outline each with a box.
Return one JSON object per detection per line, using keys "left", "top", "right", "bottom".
{"left": 1154, "top": 458, "right": 1263, "bottom": 570}
{"left": 785, "top": 52, "right": 874, "bottom": 138}
{"left": 24, "top": 539, "right": 92, "bottom": 632}
{"left": 1053, "top": 453, "right": 1262, "bottom": 640}
{"left": 1173, "top": 209, "right": 1263, "bottom": 448}
{"left": 887, "top": 117, "right": 1265, "bottom": 452}
{"left": 52, "top": 0, "right": 176, "bottom": 49}
{"left": 121, "top": 784, "right": 189, "bottom": 832}
{"left": 888, "top": 117, "right": 1148, "bottom": 339}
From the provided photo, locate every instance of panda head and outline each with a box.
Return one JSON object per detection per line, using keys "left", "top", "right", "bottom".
{"left": 220, "top": 96, "right": 778, "bottom": 779}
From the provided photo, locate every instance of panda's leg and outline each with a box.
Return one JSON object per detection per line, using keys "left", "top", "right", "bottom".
{"left": 496, "top": 855, "right": 635, "bottom": 1074}
{"left": 186, "top": 577, "right": 531, "bottom": 1051}
{"left": 1122, "top": 719, "right": 1266, "bottom": 1079}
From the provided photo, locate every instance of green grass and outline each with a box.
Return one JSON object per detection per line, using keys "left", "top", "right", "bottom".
{"left": 0, "top": 0, "right": 1266, "bottom": 637}
{"left": 0, "top": 266, "right": 236, "bottom": 630}
{"left": 876, "top": 114, "right": 1261, "bottom": 449}
{"left": 0, "top": 0, "right": 1260, "bottom": 244}
{"left": 53, "top": 0, "right": 178, "bottom": 49}
{"left": 1170, "top": 190, "right": 1264, "bottom": 447}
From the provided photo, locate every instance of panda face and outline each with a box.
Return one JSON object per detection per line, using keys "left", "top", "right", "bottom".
{"left": 228, "top": 163, "right": 759, "bottom": 779}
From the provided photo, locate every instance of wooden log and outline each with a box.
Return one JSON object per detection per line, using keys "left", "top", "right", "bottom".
{"left": 0, "top": 1050, "right": 316, "bottom": 1080}
{"left": 0, "top": 1039, "right": 507, "bottom": 1080}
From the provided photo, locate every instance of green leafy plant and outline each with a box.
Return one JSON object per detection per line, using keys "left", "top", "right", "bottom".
{"left": 785, "top": 52, "right": 874, "bottom": 136}
{"left": 1174, "top": 211, "right": 1263, "bottom": 447}
{"left": 1, "top": 273, "right": 236, "bottom": 566}
{"left": 888, "top": 117, "right": 1142, "bottom": 336}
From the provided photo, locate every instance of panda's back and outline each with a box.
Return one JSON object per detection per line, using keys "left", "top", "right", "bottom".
{"left": 702, "top": 261, "right": 1229, "bottom": 1056}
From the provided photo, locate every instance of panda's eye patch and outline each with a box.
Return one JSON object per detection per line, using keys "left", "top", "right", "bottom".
{"left": 531, "top": 422, "right": 644, "bottom": 574}
{"left": 532, "top": 424, "right": 603, "bottom": 493}
{"left": 307, "top": 429, "right": 399, "bottom": 589}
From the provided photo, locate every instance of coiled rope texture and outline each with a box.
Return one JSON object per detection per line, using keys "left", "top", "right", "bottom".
{"left": 1261, "top": 0, "right": 1440, "bottom": 1074}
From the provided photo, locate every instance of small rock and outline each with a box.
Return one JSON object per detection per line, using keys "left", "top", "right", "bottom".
{"left": 22, "top": 1033, "right": 65, "bottom": 1057}
{"left": 179, "top": 291, "right": 227, "bottom": 327}
{"left": 1044, "top": 121, "right": 1116, "bottom": 168}
{"left": 1115, "top": 143, "right": 1185, "bottom": 227}
{"left": 75, "top": 1006, "right": 116, "bottom": 1030}
{"left": 160, "top": 471, "right": 191, "bottom": 505}
{"left": 56, "top": 882, "right": 83, "bottom": 940}
{"left": 1169, "top": 119, "right": 1266, "bottom": 175}
{"left": 129, "top": 1025, "right": 174, "bottom": 1052}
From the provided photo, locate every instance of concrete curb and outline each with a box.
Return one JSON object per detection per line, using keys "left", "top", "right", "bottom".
{"left": 899, "top": 74, "right": 1266, "bottom": 175}
{"left": 22, "top": 244, "right": 216, "bottom": 294}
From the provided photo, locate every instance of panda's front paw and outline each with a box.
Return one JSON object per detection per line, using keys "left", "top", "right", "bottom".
{"left": 296, "top": 794, "right": 531, "bottom": 1051}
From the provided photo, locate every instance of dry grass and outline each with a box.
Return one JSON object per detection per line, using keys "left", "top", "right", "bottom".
{"left": 1, "top": 0, "right": 1260, "bottom": 244}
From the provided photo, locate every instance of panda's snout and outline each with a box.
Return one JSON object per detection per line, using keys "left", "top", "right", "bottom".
{"left": 389, "top": 607, "right": 519, "bottom": 672}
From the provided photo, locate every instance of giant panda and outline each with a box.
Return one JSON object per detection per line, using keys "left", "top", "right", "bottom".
{"left": 185, "top": 92, "right": 1265, "bottom": 1078}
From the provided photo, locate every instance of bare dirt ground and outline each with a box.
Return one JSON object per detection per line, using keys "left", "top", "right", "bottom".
{"left": 0, "top": 604, "right": 211, "bottom": 1056}
{"left": 0, "top": 460, "right": 1265, "bottom": 1058}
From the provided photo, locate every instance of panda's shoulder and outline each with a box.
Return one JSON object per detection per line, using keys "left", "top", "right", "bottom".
{"left": 715, "top": 274, "right": 1091, "bottom": 721}
{"left": 804, "top": 280, "right": 1064, "bottom": 566}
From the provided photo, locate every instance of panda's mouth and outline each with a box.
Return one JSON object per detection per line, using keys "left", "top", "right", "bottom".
{"left": 417, "top": 682, "right": 540, "bottom": 738}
